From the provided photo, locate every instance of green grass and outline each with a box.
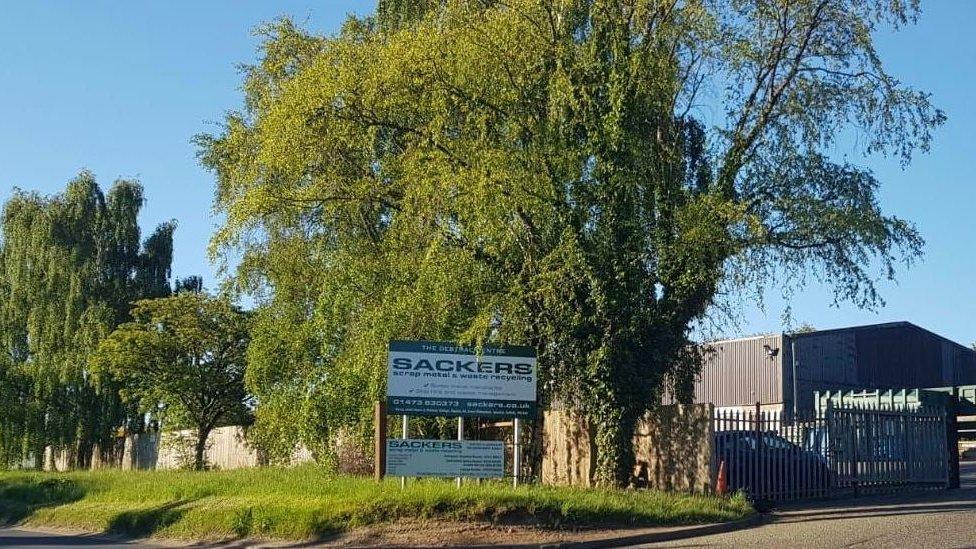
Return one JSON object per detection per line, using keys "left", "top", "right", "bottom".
{"left": 0, "top": 466, "right": 751, "bottom": 541}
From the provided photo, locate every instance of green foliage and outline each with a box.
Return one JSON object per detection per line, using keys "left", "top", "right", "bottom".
{"left": 173, "top": 275, "right": 204, "bottom": 295}
{"left": 0, "top": 468, "right": 751, "bottom": 540}
{"left": 790, "top": 323, "right": 818, "bottom": 335}
{"left": 198, "top": 1, "right": 940, "bottom": 486}
{"left": 0, "top": 172, "right": 175, "bottom": 469}
{"left": 92, "top": 293, "right": 251, "bottom": 470}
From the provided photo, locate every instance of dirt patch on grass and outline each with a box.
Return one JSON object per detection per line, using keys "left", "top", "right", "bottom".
{"left": 329, "top": 520, "right": 610, "bottom": 547}
{"left": 231, "top": 518, "right": 744, "bottom": 548}
{"left": 8, "top": 516, "right": 758, "bottom": 548}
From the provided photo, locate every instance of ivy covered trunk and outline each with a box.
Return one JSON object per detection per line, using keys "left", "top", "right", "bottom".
{"left": 592, "top": 405, "right": 642, "bottom": 488}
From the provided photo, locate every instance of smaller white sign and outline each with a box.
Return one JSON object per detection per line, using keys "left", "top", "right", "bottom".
{"left": 386, "top": 439, "right": 504, "bottom": 478}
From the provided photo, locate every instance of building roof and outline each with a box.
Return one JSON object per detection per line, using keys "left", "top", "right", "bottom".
{"left": 709, "top": 321, "right": 973, "bottom": 353}
{"left": 789, "top": 321, "right": 972, "bottom": 353}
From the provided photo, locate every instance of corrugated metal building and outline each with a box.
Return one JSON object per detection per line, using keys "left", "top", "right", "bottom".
{"left": 692, "top": 322, "right": 976, "bottom": 414}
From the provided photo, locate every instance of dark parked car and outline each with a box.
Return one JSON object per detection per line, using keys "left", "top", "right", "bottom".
{"left": 714, "top": 430, "right": 830, "bottom": 501}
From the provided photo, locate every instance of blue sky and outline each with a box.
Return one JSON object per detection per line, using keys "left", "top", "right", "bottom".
{"left": 0, "top": 2, "right": 972, "bottom": 345}
{"left": 738, "top": 2, "right": 976, "bottom": 345}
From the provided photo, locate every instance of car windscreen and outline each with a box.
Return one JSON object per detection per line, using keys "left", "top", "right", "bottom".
{"left": 716, "top": 433, "right": 757, "bottom": 450}
{"left": 761, "top": 434, "right": 796, "bottom": 450}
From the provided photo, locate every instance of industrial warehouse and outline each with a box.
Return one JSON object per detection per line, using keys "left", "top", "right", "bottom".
{"left": 691, "top": 321, "right": 976, "bottom": 414}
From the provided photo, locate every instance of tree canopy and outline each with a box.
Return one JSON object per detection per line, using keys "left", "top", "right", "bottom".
{"left": 0, "top": 171, "right": 175, "bottom": 468}
{"left": 92, "top": 292, "right": 250, "bottom": 470}
{"left": 198, "top": 0, "right": 941, "bottom": 485}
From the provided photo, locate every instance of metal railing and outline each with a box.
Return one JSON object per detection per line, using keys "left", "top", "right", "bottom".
{"left": 829, "top": 406, "right": 948, "bottom": 493}
{"left": 713, "top": 403, "right": 948, "bottom": 501}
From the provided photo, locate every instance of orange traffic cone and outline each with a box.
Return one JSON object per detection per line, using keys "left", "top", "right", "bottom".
{"left": 716, "top": 459, "right": 728, "bottom": 495}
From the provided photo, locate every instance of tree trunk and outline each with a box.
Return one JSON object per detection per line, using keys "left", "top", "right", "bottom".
{"left": 592, "top": 407, "right": 640, "bottom": 488}
{"left": 76, "top": 438, "right": 94, "bottom": 470}
{"left": 194, "top": 427, "right": 211, "bottom": 471}
{"left": 33, "top": 445, "right": 44, "bottom": 470}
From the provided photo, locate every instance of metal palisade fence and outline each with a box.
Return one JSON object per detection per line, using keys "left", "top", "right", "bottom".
{"left": 713, "top": 403, "right": 949, "bottom": 502}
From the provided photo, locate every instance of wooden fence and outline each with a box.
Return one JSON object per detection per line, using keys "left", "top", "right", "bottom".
{"left": 541, "top": 404, "right": 715, "bottom": 491}
{"left": 43, "top": 426, "right": 314, "bottom": 471}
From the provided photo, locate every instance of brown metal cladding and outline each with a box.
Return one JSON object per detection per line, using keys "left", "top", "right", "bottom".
{"left": 693, "top": 334, "right": 785, "bottom": 406}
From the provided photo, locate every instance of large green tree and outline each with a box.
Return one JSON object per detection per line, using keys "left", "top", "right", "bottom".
{"left": 0, "top": 172, "right": 174, "bottom": 468}
{"left": 198, "top": 0, "right": 941, "bottom": 485}
{"left": 92, "top": 292, "right": 250, "bottom": 470}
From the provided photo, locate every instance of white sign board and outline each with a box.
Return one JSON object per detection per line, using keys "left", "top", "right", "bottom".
{"left": 386, "top": 439, "right": 504, "bottom": 478}
{"left": 387, "top": 340, "right": 537, "bottom": 418}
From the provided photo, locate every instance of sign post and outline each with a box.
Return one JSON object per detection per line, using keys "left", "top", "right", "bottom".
{"left": 513, "top": 417, "right": 521, "bottom": 488}
{"left": 400, "top": 414, "right": 409, "bottom": 489}
{"left": 387, "top": 340, "right": 537, "bottom": 418}
{"left": 374, "top": 401, "right": 386, "bottom": 482}
{"left": 383, "top": 340, "right": 537, "bottom": 486}
{"left": 456, "top": 417, "right": 463, "bottom": 488}
{"left": 386, "top": 439, "right": 505, "bottom": 478}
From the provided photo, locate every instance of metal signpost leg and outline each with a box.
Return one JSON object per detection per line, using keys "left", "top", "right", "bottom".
{"left": 513, "top": 417, "right": 521, "bottom": 488}
{"left": 457, "top": 417, "right": 463, "bottom": 488}
{"left": 401, "top": 415, "right": 408, "bottom": 489}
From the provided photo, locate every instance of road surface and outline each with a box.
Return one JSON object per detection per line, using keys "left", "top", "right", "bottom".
{"left": 649, "top": 461, "right": 976, "bottom": 548}
{"left": 0, "top": 527, "right": 158, "bottom": 548}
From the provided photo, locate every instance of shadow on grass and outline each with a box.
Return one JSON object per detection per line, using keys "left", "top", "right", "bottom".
{"left": 1, "top": 474, "right": 197, "bottom": 541}
{"left": 105, "top": 499, "right": 194, "bottom": 537}
{"left": 0, "top": 477, "right": 85, "bottom": 525}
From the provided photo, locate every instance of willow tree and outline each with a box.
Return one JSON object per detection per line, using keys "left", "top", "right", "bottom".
{"left": 199, "top": 0, "right": 941, "bottom": 485}
{"left": 0, "top": 171, "right": 175, "bottom": 468}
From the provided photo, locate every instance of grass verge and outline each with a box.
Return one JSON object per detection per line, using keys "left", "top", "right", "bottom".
{"left": 0, "top": 466, "right": 751, "bottom": 541}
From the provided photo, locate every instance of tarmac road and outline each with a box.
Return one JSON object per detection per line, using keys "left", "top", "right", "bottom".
{"left": 648, "top": 461, "right": 976, "bottom": 549}
{"left": 0, "top": 527, "right": 157, "bottom": 548}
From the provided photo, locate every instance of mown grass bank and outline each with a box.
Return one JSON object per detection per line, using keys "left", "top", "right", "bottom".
{"left": 0, "top": 466, "right": 751, "bottom": 541}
